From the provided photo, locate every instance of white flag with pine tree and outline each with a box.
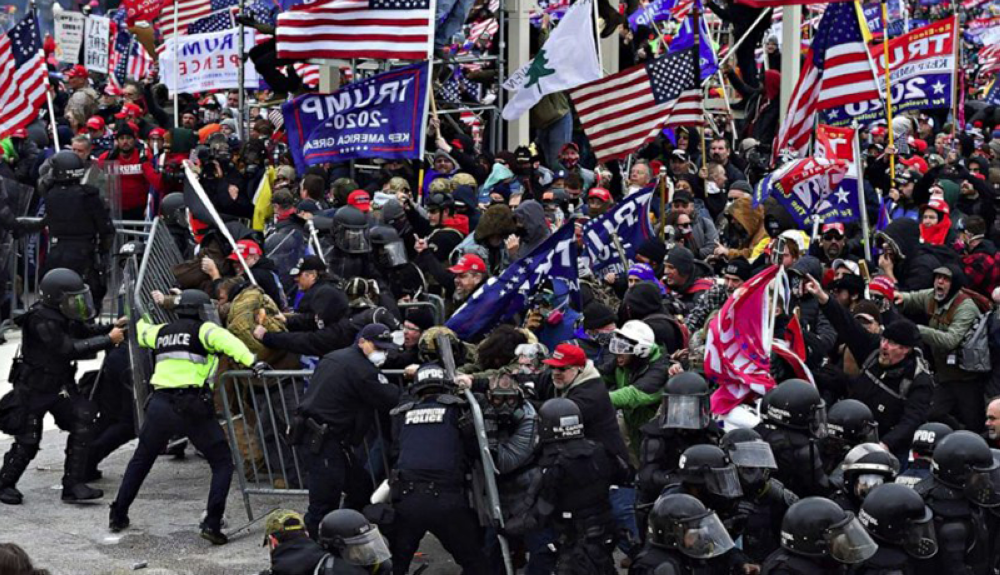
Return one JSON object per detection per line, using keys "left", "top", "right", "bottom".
{"left": 501, "top": 0, "right": 601, "bottom": 121}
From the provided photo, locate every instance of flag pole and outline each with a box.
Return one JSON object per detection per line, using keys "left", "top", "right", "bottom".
{"left": 709, "top": 7, "right": 771, "bottom": 82}
{"left": 853, "top": 122, "right": 871, "bottom": 262}
{"left": 692, "top": 1, "right": 707, "bottom": 176}
{"left": 172, "top": 0, "right": 179, "bottom": 127}
{"left": 238, "top": 0, "right": 246, "bottom": 141}
{"left": 879, "top": 0, "right": 895, "bottom": 182}
{"left": 592, "top": 0, "right": 602, "bottom": 69}
{"left": 418, "top": 0, "right": 436, "bottom": 173}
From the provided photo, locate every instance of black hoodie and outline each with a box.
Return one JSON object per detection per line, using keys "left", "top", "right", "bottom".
{"left": 620, "top": 282, "right": 682, "bottom": 353}
{"left": 262, "top": 284, "right": 356, "bottom": 356}
{"left": 879, "top": 218, "right": 953, "bottom": 292}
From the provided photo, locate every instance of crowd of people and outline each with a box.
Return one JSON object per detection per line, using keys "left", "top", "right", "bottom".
{"left": 0, "top": 0, "right": 1000, "bottom": 573}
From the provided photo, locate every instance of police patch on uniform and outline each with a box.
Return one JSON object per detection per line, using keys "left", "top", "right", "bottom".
{"left": 405, "top": 407, "right": 446, "bottom": 424}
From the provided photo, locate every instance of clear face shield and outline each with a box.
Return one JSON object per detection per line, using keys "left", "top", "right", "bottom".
{"left": 609, "top": 333, "right": 638, "bottom": 355}
{"left": 340, "top": 527, "right": 392, "bottom": 566}
{"left": 728, "top": 440, "right": 778, "bottom": 470}
{"left": 705, "top": 464, "right": 744, "bottom": 498}
{"left": 673, "top": 511, "right": 736, "bottom": 559}
{"left": 60, "top": 287, "right": 96, "bottom": 321}
{"left": 853, "top": 473, "right": 887, "bottom": 500}
{"left": 336, "top": 226, "right": 371, "bottom": 254}
{"left": 664, "top": 394, "right": 710, "bottom": 430}
{"left": 810, "top": 402, "right": 829, "bottom": 440}
{"left": 964, "top": 461, "right": 1000, "bottom": 507}
{"left": 903, "top": 509, "right": 939, "bottom": 559}
{"left": 826, "top": 514, "right": 879, "bottom": 564}
{"left": 382, "top": 240, "right": 408, "bottom": 267}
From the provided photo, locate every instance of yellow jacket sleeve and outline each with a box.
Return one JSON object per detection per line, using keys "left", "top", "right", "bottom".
{"left": 199, "top": 322, "right": 256, "bottom": 367}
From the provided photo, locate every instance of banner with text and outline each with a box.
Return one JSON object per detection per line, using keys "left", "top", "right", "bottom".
{"left": 84, "top": 15, "right": 110, "bottom": 73}
{"left": 55, "top": 12, "right": 85, "bottom": 64}
{"left": 282, "top": 62, "right": 429, "bottom": 173}
{"left": 159, "top": 29, "right": 260, "bottom": 95}
{"left": 822, "top": 17, "right": 955, "bottom": 127}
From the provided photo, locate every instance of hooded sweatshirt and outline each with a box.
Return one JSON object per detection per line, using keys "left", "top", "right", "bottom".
{"left": 725, "top": 197, "right": 768, "bottom": 260}
{"left": 512, "top": 200, "right": 551, "bottom": 258}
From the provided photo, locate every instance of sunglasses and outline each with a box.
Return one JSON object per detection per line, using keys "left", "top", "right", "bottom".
{"left": 551, "top": 366, "right": 576, "bottom": 373}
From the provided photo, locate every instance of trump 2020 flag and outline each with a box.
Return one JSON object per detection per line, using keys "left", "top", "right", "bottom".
{"left": 705, "top": 265, "right": 779, "bottom": 415}
{"left": 502, "top": 0, "right": 600, "bottom": 120}
{"left": 447, "top": 222, "right": 581, "bottom": 341}
{"left": 583, "top": 186, "right": 654, "bottom": 275}
{"left": 812, "top": 124, "right": 862, "bottom": 225}
{"left": 753, "top": 157, "right": 850, "bottom": 226}
{"left": 282, "top": 62, "right": 430, "bottom": 174}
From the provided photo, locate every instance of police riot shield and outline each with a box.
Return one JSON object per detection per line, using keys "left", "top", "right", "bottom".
{"left": 122, "top": 251, "right": 153, "bottom": 433}
{"left": 435, "top": 334, "right": 514, "bottom": 575}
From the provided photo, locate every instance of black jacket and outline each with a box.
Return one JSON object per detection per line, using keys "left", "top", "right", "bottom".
{"left": 299, "top": 345, "right": 401, "bottom": 445}
{"left": 818, "top": 298, "right": 933, "bottom": 453}
{"left": 263, "top": 537, "right": 328, "bottom": 575}
{"left": 263, "top": 285, "right": 355, "bottom": 357}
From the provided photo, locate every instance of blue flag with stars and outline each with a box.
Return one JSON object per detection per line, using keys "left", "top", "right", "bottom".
{"left": 667, "top": 2, "right": 718, "bottom": 81}
{"left": 583, "top": 186, "right": 654, "bottom": 276}
{"left": 446, "top": 222, "right": 581, "bottom": 341}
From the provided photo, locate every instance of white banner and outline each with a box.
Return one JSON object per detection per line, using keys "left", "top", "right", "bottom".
{"left": 55, "top": 12, "right": 86, "bottom": 64}
{"left": 159, "top": 29, "right": 260, "bottom": 95}
{"left": 83, "top": 15, "right": 110, "bottom": 73}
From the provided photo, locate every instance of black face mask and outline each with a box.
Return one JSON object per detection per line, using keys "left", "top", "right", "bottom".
{"left": 515, "top": 226, "right": 529, "bottom": 238}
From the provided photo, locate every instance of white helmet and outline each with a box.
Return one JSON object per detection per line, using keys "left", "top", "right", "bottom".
{"left": 610, "top": 320, "right": 655, "bottom": 358}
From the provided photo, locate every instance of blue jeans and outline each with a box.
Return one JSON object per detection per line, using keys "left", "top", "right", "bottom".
{"left": 537, "top": 111, "right": 573, "bottom": 167}
{"left": 609, "top": 485, "right": 639, "bottom": 553}
{"left": 434, "top": 0, "right": 476, "bottom": 50}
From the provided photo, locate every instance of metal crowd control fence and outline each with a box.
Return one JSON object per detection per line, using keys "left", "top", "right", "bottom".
{"left": 221, "top": 368, "right": 407, "bottom": 521}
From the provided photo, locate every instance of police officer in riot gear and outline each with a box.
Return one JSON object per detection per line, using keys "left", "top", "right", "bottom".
{"left": 388, "top": 363, "right": 488, "bottom": 575}
{"left": 369, "top": 224, "right": 425, "bottom": 300}
{"left": 761, "top": 496, "right": 878, "bottom": 574}
{"left": 506, "top": 398, "right": 621, "bottom": 574}
{"left": 327, "top": 206, "right": 378, "bottom": 281}
{"left": 0, "top": 268, "right": 124, "bottom": 505}
{"left": 822, "top": 399, "right": 879, "bottom": 476}
{"left": 315, "top": 509, "right": 393, "bottom": 574}
{"left": 913, "top": 431, "right": 999, "bottom": 575}
{"left": 896, "top": 422, "right": 953, "bottom": 488}
{"left": 855, "top": 483, "right": 938, "bottom": 575}
{"left": 720, "top": 428, "right": 798, "bottom": 564}
{"left": 637, "top": 373, "right": 722, "bottom": 536}
{"left": 629, "top": 493, "right": 737, "bottom": 575}
{"left": 109, "top": 289, "right": 262, "bottom": 543}
{"left": 42, "top": 151, "right": 115, "bottom": 307}
{"left": 830, "top": 443, "right": 899, "bottom": 513}
{"left": 755, "top": 379, "right": 831, "bottom": 497}
{"left": 159, "top": 192, "right": 195, "bottom": 258}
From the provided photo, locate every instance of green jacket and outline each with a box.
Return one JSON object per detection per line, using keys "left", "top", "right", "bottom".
{"left": 605, "top": 344, "right": 665, "bottom": 455}
{"left": 899, "top": 288, "right": 979, "bottom": 383}
{"left": 137, "top": 318, "right": 256, "bottom": 390}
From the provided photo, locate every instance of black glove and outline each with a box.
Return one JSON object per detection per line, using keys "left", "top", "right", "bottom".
{"left": 251, "top": 361, "right": 271, "bottom": 377}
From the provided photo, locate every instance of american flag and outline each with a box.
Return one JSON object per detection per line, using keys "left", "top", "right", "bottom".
{"left": 0, "top": 11, "right": 46, "bottom": 138}
{"left": 468, "top": 17, "right": 498, "bottom": 44}
{"left": 110, "top": 19, "right": 155, "bottom": 88}
{"left": 979, "top": 44, "right": 1000, "bottom": 76}
{"left": 438, "top": 66, "right": 481, "bottom": 103}
{"left": 159, "top": 0, "right": 237, "bottom": 38}
{"left": 773, "top": 2, "right": 879, "bottom": 158}
{"left": 188, "top": 9, "right": 236, "bottom": 33}
{"left": 294, "top": 62, "right": 319, "bottom": 89}
{"left": 671, "top": 0, "right": 694, "bottom": 21}
{"left": 569, "top": 48, "right": 702, "bottom": 163}
{"left": 276, "top": 0, "right": 432, "bottom": 61}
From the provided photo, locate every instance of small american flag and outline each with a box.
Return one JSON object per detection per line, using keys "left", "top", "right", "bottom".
{"left": 979, "top": 44, "right": 1000, "bottom": 76}
{"left": 0, "top": 10, "right": 46, "bottom": 138}
{"left": 267, "top": 107, "right": 284, "bottom": 130}
{"left": 160, "top": 0, "right": 237, "bottom": 38}
{"left": 277, "top": 0, "right": 433, "bottom": 61}
{"left": 570, "top": 48, "right": 702, "bottom": 163}
{"left": 188, "top": 9, "right": 236, "bottom": 33}
{"left": 438, "top": 67, "right": 481, "bottom": 104}
{"left": 774, "top": 2, "right": 879, "bottom": 158}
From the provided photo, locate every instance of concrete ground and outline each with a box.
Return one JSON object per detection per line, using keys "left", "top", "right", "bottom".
{"left": 0, "top": 331, "right": 457, "bottom": 575}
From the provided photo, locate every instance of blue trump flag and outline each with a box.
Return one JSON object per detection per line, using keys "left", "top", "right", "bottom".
{"left": 446, "top": 223, "right": 581, "bottom": 341}
{"left": 668, "top": 6, "right": 718, "bottom": 80}
{"left": 282, "top": 62, "right": 430, "bottom": 174}
{"left": 628, "top": 0, "right": 673, "bottom": 31}
{"left": 583, "top": 187, "right": 654, "bottom": 276}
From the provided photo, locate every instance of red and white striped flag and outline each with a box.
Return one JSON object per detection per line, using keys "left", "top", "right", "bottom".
{"left": 570, "top": 48, "right": 702, "bottom": 163}
{"left": 979, "top": 44, "right": 1000, "bottom": 75}
{"left": 0, "top": 11, "right": 47, "bottom": 138}
{"left": 276, "top": 0, "right": 432, "bottom": 61}
{"left": 671, "top": 0, "right": 694, "bottom": 21}
{"left": 158, "top": 0, "right": 213, "bottom": 37}
{"left": 773, "top": 2, "right": 879, "bottom": 159}
{"left": 469, "top": 17, "right": 498, "bottom": 43}
{"left": 294, "top": 62, "right": 319, "bottom": 89}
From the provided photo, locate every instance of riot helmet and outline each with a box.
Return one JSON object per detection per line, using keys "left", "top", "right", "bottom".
{"left": 318, "top": 509, "right": 391, "bottom": 567}
{"left": 331, "top": 206, "right": 371, "bottom": 254}
{"left": 931, "top": 431, "right": 1000, "bottom": 507}
{"left": 175, "top": 289, "right": 212, "bottom": 320}
{"left": 647, "top": 493, "right": 735, "bottom": 558}
{"left": 425, "top": 192, "right": 455, "bottom": 215}
{"left": 370, "top": 224, "right": 408, "bottom": 268}
{"left": 720, "top": 428, "right": 778, "bottom": 489}
{"left": 39, "top": 268, "right": 95, "bottom": 321}
{"left": 538, "top": 398, "right": 584, "bottom": 442}
{"left": 780, "top": 497, "right": 878, "bottom": 564}
{"left": 678, "top": 445, "right": 744, "bottom": 498}
{"left": 662, "top": 372, "right": 710, "bottom": 430}
{"left": 910, "top": 422, "right": 953, "bottom": 460}
{"left": 51, "top": 150, "right": 86, "bottom": 184}
{"left": 859, "top": 484, "right": 938, "bottom": 559}
{"left": 826, "top": 399, "right": 879, "bottom": 450}
{"left": 410, "top": 363, "right": 453, "bottom": 396}
{"left": 841, "top": 443, "right": 900, "bottom": 500}
{"left": 380, "top": 199, "right": 412, "bottom": 237}
{"left": 761, "top": 379, "right": 828, "bottom": 438}
{"left": 159, "top": 192, "right": 188, "bottom": 229}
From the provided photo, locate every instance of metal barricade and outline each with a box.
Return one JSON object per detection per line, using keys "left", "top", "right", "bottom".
{"left": 105, "top": 219, "right": 154, "bottom": 319}
{"left": 221, "top": 368, "right": 407, "bottom": 521}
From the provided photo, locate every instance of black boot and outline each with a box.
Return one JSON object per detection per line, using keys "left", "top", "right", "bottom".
{"left": 62, "top": 483, "right": 103, "bottom": 502}
{"left": 199, "top": 521, "right": 228, "bottom": 545}
{"left": 109, "top": 503, "right": 130, "bottom": 532}
{"left": 62, "top": 443, "right": 103, "bottom": 502}
{"left": 0, "top": 443, "right": 35, "bottom": 505}
{"left": 0, "top": 485, "right": 23, "bottom": 505}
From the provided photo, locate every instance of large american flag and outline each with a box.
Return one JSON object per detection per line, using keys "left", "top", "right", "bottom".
{"left": 0, "top": 11, "right": 46, "bottom": 138}
{"left": 570, "top": 48, "right": 702, "bottom": 163}
{"left": 159, "top": 0, "right": 237, "bottom": 38}
{"left": 276, "top": 0, "right": 432, "bottom": 61}
{"left": 774, "top": 2, "right": 880, "bottom": 158}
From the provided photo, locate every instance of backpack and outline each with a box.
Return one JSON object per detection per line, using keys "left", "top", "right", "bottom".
{"left": 928, "top": 288, "right": 996, "bottom": 374}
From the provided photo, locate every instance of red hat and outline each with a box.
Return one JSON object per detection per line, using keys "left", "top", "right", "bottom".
{"left": 448, "top": 254, "right": 487, "bottom": 274}
{"left": 588, "top": 187, "right": 612, "bottom": 202}
{"left": 871, "top": 126, "right": 887, "bottom": 137}
{"left": 899, "top": 155, "right": 928, "bottom": 174}
{"left": 909, "top": 138, "right": 928, "bottom": 154}
{"left": 148, "top": 127, "right": 167, "bottom": 139}
{"left": 347, "top": 190, "right": 371, "bottom": 212}
{"left": 922, "top": 197, "right": 949, "bottom": 216}
{"left": 65, "top": 64, "right": 88, "bottom": 79}
{"left": 821, "top": 223, "right": 846, "bottom": 236}
{"left": 650, "top": 160, "right": 665, "bottom": 175}
{"left": 115, "top": 102, "right": 143, "bottom": 119}
{"left": 560, "top": 142, "right": 580, "bottom": 155}
{"left": 869, "top": 275, "right": 895, "bottom": 301}
{"left": 9, "top": 128, "right": 26, "bottom": 139}
{"left": 543, "top": 343, "right": 587, "bottom": 368}
{"left": 228, "top": 239, "right": 263, "bottom": 261}
{"left": 86, "top": 116, "right": 105, "bottom": 131}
